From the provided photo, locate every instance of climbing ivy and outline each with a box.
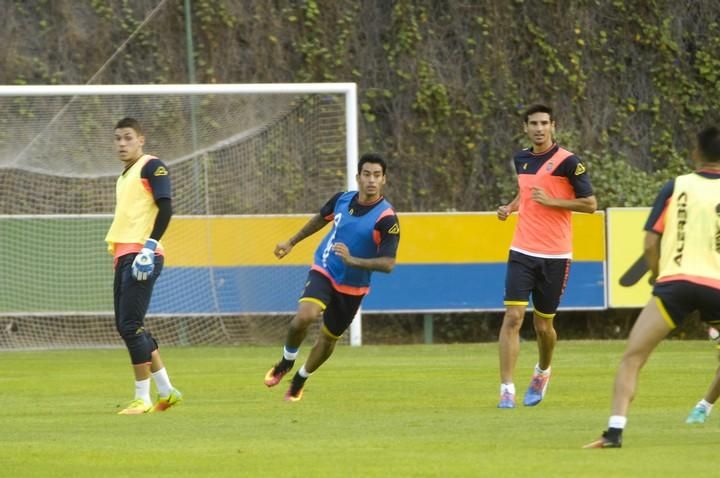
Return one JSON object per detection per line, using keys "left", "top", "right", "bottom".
{"left": 3, "top": 0, "right": 720, "bottom": 211}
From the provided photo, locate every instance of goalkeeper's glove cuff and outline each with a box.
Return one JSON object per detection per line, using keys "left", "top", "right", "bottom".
{"left": 144, "top": 239, "right": 159, "bottom": 252}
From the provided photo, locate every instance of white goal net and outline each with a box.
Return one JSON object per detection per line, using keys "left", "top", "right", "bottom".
{"left": 0, "top": 83, "right": 358, "bottom": 349}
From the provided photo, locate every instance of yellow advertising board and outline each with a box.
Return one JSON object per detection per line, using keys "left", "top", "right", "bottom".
{"left": 607, "top": 207, "right": 653, "bottom": 307}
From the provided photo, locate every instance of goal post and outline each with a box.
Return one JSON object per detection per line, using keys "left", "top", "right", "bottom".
{"left": 0, "top": 83, "right": 364, "bottom": 348}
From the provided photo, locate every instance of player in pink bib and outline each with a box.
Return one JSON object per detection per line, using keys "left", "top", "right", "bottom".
{"left": 496, "top": 104, "right": 597, "bottom": 409}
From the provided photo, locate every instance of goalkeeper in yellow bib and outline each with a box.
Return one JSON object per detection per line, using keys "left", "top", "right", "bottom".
{"left": 263, "top": 153, "right": 400, "bottom": 401}
{"left": 105, "top": 117, "right": 182, "bottom": 415}
{"left": 585, "top": 126, "right": 720, "bottom": 448}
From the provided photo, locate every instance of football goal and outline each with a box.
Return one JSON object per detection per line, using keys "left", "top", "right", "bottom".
{"left": 0, "top": 83, "right": 362, "bottom": 349}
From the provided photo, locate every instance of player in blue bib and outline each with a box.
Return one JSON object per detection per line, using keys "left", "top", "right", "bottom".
{"left": 264, "top": 153, "right": 400, "bottom": 401}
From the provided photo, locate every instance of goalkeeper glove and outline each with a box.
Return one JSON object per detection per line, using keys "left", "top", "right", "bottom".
{"left": 132, "top": 239, "right": 158, "bottom": 281}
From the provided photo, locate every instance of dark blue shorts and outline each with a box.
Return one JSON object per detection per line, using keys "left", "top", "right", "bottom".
{"left": 113, "top": 253, "right": 163, "bottom": 361}
{"left": 300, "top": 270, "right": 364, "bottom": 338}
{"left": 503, "top": 250, "right": 571, "bottom": 317}
{"left": 653, "top": 280, "right": 720, "bottom": 328}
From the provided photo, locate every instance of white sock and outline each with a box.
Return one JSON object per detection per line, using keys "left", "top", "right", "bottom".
{"left": 500, "top": 383, "right": 516, "bottom": 395}
{"left": 298, "top": 365, "right": 311, "bottom": 378}
{"left": 535, "top": 363, "right": 551, "bottom": 375}
{"left": 152, "top": 368, "right": 173, "bottom": 398}
{"left": 135, "top": 378, "right": 152, "bottom": 405}
{"left": 283, "top": 346, "right": 299, "bottom": 361}
{"left": 698, "top": 399, "right": 713, "bottom": 413}
{"left": 608, "top": 415, "right": 627, "bottom": 429}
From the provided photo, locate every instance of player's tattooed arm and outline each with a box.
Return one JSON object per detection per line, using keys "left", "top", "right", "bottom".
{"left": 289, "top": 213, "right": 329, "bottom": 246}
{"left": 274, "top": 213, "right": 329, "bottom": 259}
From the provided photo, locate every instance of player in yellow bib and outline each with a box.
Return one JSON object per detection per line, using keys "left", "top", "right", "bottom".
{"left": 106, "top": 118, "right": 182, "bottom": 415}
{"left": 585, "top": 126, "right": 720, "bottom": 448}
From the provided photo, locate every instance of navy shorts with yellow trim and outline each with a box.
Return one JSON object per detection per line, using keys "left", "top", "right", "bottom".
{"left": 653, "top": 280, "right": 720, "bottom": 328}
{"left": 504, "top": 250, "right": 571, "bottom": 316}
{"left": 300, "top": 269, "right": 364, "bottom": 338}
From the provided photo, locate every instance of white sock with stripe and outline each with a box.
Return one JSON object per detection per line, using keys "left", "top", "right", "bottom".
{"left": 283, "top": 346, "right": 299, "bottom": 361}
{"left": 608, "top": 415, "right": 627, "bottom": 430}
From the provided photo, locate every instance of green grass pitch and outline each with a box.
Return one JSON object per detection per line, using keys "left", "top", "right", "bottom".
{"left": 1, "top": 340, "right": 718, "bottom": 477}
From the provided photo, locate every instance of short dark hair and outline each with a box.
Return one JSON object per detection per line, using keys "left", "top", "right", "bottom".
{"left": 358, "top": 153, "right": 386, "bottom": 175}
{"left": 698, "top": 126, "right": 720, "bottom": 163}
{"left": 524, "top": 104, "right": 554, "bottom": 123}
{"left": 115, "top": 117, "right": 143, "bottom": 136}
